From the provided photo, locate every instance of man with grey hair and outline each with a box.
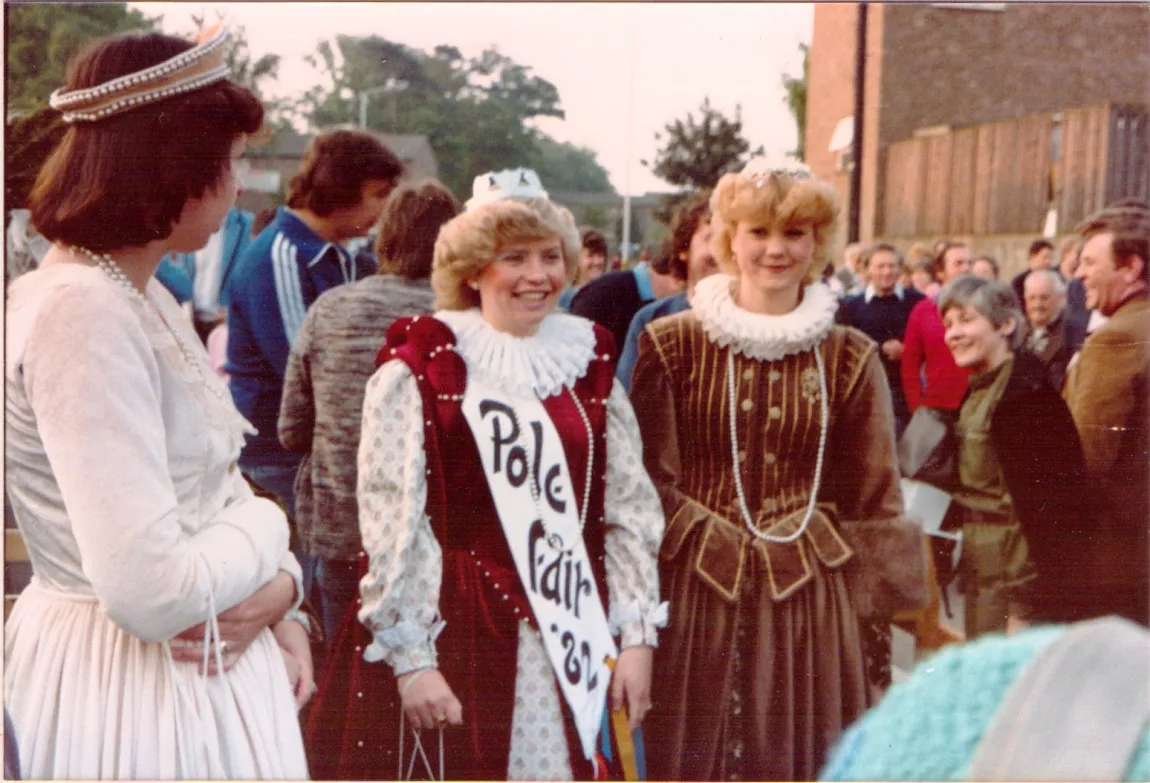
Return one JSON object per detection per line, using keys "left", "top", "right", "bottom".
{"left": 1021, "top": 268, "right": 1085, "bottom": 390}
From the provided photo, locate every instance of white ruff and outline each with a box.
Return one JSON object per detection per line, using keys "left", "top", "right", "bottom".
{"left": 691, "top": 273, "right": 839, "bottom": 361}
{"left": 434, "top": 308, "right": 598, "bottom": 399}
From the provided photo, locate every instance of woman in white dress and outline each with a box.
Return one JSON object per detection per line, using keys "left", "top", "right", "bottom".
{"left": 306, "top": 169, "right": 665, "bottom": 780}
{"left": 5, "top": 28, "right": 312, "bottom": 779}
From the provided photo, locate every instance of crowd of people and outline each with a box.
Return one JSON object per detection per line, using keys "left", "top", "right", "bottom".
{"left": 4, "top": 26, "right": 1149, "bottom": 782}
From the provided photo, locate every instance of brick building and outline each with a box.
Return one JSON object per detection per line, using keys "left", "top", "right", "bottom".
{"left": 806, "top": 2, "right": 1150, "bottom": 275}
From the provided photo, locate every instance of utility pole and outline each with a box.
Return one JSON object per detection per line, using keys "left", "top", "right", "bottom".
{"left": 621, "top": 11, "right": 637, "bottom": 264}
{"left": 849, "top": 2, "right": 868, "bottom": 243}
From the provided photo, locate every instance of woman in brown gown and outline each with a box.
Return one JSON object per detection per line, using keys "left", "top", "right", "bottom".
{"left": 631, "top": 158, "right": 926, "bottom": 780}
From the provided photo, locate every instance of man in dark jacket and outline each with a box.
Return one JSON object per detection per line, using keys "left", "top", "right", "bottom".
{"left": 839, "top": 243, "right": 924, "bottom": 434}
{"left": 1019, "top": 268, "right": 1085, "bottom": 391}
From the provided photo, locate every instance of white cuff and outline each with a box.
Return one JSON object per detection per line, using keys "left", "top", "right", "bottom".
{"left": 610, "top": 601, "right": 669, "bottom": 648}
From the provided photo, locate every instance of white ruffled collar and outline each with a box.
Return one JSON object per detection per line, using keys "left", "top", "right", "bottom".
{"left": 691, "top": 273, "right": 839, "bottom": 361}
{"left": 434, "top": 308, "right": 598, "bottom": 399}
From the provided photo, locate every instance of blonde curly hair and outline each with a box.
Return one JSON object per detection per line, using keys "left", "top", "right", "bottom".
{"left": 431, "top": 197, "right": 581, "bottom": 310}
{"left": 709, "top": 170, "right": 842, "bottom": 285}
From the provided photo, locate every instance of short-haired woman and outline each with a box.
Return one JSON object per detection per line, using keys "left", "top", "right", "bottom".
{"left": 306, "top": 169, "right": 666, "bottom": 780}
{"left": 278, "top": 179, "right": 461, "bottom": 642}
{"left": 631, "top": 158, "right": 926, "bottom": 780}
{"left": 5, "top": 28, "right": 310, "bottom": 778}
{"left": 939, "top": 276, "right": 1092, "bottom": 638}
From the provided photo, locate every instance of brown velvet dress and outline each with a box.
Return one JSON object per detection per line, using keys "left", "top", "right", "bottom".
{"left": 631, "top": 296, "right": 908, "bottom": 781}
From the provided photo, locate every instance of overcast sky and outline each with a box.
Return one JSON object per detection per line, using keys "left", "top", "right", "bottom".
{"left": 135, "top": 2, "right": 813, "bottom": 196}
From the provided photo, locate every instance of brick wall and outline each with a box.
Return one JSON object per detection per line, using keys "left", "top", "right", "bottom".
{"left": 879, "top": 4, "right": 1150, "bottom": 148}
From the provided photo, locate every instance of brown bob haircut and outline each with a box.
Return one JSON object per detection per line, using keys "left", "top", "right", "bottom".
{"left": 1078, "top": 201, "right": 1150, "bottom": 283}
{"left": 31, "top": 32, "right": 264, "bottom": 252}
{"left": 286, "top": 129, "right": 404, "bottom": 218}
{"left": 374, "top": 179, "right": 461, "bottom": 281}
{"left": 652, "top": 191, "right": 711, "bottom": 280}
{"left": 431, "top": 197, "right": 580, "bottom": 311}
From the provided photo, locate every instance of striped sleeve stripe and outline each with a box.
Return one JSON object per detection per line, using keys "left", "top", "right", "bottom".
{"left": 271, "top": 232, "right": 308, "bottom": 346}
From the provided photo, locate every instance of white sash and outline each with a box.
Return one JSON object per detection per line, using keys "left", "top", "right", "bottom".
{"left": 461, "top": 375, "right": 617, "bottom": 762}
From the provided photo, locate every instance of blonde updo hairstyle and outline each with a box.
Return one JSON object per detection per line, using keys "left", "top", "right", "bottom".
{"left": 431, "top": 197, "right": 581, "bottom": 311}
{"left": 710, "top": 170, "right": 842, "bottom": 285}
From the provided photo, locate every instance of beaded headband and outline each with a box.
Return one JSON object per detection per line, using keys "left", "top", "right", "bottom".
{"left": 49, "top": 25, "right": 232, "bottom": 123}
{"left": 740, "top": 155, "right": 813, "bottom": 187}
{"left": 465, "top": 168, "right": 549, "bottom": 211}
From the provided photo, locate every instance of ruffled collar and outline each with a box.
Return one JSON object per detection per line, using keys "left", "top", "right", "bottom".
{"left": 434, "top": 308, "right": 598, "bottom": 399}
{"left": 691, "top": 273, "right": 839, "bottom": 361}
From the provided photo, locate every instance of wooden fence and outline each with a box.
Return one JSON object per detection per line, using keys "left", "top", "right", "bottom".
{"left": 882, "top": 103, "right": 1149, "bottom": 237}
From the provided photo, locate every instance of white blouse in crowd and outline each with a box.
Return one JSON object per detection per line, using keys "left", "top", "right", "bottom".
{"left": 355, "top": 308, "right": 666, "bottom": 778}
{"left": 4, "top": 263, "right": 307, "bottom": 779}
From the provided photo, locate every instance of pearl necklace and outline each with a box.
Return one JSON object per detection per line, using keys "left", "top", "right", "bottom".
{"left": 727, "top": 346, "right": 828, "bottom": 544}
{"left": 508, "top": 386, "right": 596, "bottom": 551}
{"left": 74, "top": 246, "right": 227, "bottom": 405}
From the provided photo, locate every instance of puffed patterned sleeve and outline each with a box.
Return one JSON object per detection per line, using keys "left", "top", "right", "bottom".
{"left": 20, "top": 282, "right": 289, "bottom": 642}
{"left": 603, "top": 379, "right": 668, "bottom": 648}
{"left": 356, "top": 359, "right": 444, "bottom": 675}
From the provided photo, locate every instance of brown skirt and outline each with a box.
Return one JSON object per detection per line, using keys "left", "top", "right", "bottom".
{"left": 644, "top": 531, "right": 869, "bottom": 781}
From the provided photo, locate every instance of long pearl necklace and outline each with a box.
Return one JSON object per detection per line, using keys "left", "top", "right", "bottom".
{"left": 74, "top": 246, "right": 227, "bottom": 405}
{"left": 508, "top": 386, "right": 596, "bottom": 551}
{"left": 727, "top": 346, "right": 828, "bottom": 544}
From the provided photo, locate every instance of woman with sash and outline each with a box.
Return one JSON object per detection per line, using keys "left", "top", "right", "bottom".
{"left": 630, "top": 158, "right": 927, "bottom": 780}
{"left": 306, "top": 169, "right": 665, "bottom": 780}
{"left": 4, "top": 29, "right": 310, "bottom": 778}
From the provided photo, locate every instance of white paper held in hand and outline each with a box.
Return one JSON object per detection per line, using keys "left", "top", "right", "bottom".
{"left": 900, "top": 478, "right": 960, "bottom": 541}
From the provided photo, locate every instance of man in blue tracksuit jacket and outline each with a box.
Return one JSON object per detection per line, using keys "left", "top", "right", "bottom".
{"left": 224, "top": 130, "right": 403, "bottom": 595}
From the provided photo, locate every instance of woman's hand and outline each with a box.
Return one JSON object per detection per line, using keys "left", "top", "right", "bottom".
{"left": 611, "top": 645, "right": 654, "bottom": 731}
{"left": 274, "top": 618, "right": 314, "bottom": 708}
{"left": 397, "top": 669, "right": 463, "bottom": 731}
{"left": 170, "top": 570, "right": 297, "bottom": 673}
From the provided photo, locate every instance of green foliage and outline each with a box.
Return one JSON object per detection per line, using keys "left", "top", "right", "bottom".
{"left": 580, "top": 204, "right": 611, "bottom": 231}
{"left": 644, "top": 97, "right": 764, "bottom": 192}
{"left": 782, "top": 43, "right": 809, "bottom": 162}
{"left": 6, "top": 3, "right": 155, "bottom": 113}
{"left": 5, "top": 109, "right": 67, "bottom": 210}
{"left": 295, "top": 34, "right": 611, "bottom": 199}
{"left": 530, "top": 137, "right": 616, "bottom": 195}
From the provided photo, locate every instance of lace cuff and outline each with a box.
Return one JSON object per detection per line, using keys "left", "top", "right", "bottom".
{"left": 610, "top": 601, "right": 669, "bottom": 648}
{"left": 363, "top": 619, "right": 446, "bottom": 673}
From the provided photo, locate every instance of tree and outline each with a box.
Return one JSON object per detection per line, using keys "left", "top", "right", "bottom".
{"left": 294, "top": 34, "right": 581, "bottom": 198}
{"left": 530, "top": 137, "right": 616, "bottom": 195}
{"left": 6, "top": 3, "right": 156, "bottom": 114}
{"left": 781, "top": 43, "right": 809, "bottom": 161}
{"left": 643, "top": 98, "right": 763, "bottom": 223}
{"left": 645, "top": 98, "right": 763, "bottom": 191}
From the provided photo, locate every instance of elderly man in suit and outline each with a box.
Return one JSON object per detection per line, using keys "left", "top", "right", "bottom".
{"left": 1021, "top": 268, "right": 1085, "bottom": 391}
{"left": 1063, "top": 200, "right": 1150, "bottom": 627}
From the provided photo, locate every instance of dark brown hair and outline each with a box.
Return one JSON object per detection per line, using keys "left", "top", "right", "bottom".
{"left": 932, "top": 240, "right": 968, "bottom": 277}
{"left": 653, "top": 191, "right": 710, "bottom": 279}
{"left": 581, "top": 228, "right": 608, "bottom": 259}
{"left": 286, "top": 129, "right": 404, "bottom": 218}
{"left": 30, "top": 32, "right": 264, "bottom": 251}
{"left": 1078, "top": 202, "right": 1150, "bottom": 283}
{"left": 374, "top": 179, "right": 460, "bottom": 280}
